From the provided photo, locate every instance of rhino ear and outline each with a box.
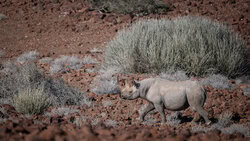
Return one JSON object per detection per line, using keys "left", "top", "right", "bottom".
{"left": 132, "top": 80, "right": 140, "bottom": 89}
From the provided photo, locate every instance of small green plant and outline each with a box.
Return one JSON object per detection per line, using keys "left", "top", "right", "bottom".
{"left": 102, "top": 16, "right": 248, "bottom": 78}
{"left": 13, "top": 86, "right": 51, "bottom": 115}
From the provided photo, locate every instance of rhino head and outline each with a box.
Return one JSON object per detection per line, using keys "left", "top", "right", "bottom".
{"left": 118, "top": 78, "right": 140, "bottom": 100}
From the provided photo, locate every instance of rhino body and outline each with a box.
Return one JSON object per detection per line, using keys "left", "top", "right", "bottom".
{"left": 120, "top": 78, "right": 211, "bottom": 124}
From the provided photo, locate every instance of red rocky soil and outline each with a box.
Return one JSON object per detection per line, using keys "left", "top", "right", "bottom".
{"left": 0, "top": 0, "right": 250, "bottom": 141}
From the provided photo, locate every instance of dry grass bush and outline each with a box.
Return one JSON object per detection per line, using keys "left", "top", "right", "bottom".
{"left": 16, "top": 51, "right": 39, "bottom": 64}
{"left": 0, "top": 62, "right": 91, "bottom": 110}
{"left": 13, "top": 86, "right": 51, "bottom": 115}
{"left": 200, "top": 74, "right": 231, "bottom": 89}
{"left": 192, "top": 111, "right": 250, "bottom": 137}
{"left": 87, "top": 0, "right": 170, "bottom": 15}
{"left": 90, "top": 67, "right": 120, "bottom": 94}
{"left": 102, "top": 16, "right": 248, "bottom": 78}
{"left": 166, "top": 112, "right": 182, "bottom": 127}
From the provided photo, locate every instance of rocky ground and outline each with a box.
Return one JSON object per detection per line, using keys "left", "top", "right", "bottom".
{"left": 0, "top": 0, "right": 249, "bottom": 140}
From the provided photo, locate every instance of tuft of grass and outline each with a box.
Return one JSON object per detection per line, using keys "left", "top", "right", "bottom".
{"left": 74, "top": 115, "right": 86, "bottom": 127}
{"left": 0, "top": 50, "right": 4, "bottom": 58}
{"left": 102, "top": 16, "right": 248, "bottom": 78}
{"left": 90, "top": 67, "right": 120, "bottom": 95}
{"left": 87, "top": 0, "right": 170, "bottom": 15}
{"left": 102, "top": 100, "right": 113, "bottom": 107}
{"left": 12, "top": 86, "right": 51, "bottom": 115}
{"left": 50, "top": 55, "right": 84, "bottom": 74}
{"left": 90, "top": 48, "right": 103, "bottom": 53}
{"left": 216, "top": 111, "right": 233, "bottom": 127}
{"left": 82, "top": 56, "right": 98, "bottom": 64}
{"left": 91, "top": 118, "right": 100, "bottom": 126}
{"left": 39, "top": 57, "right": 53, "bottom": 64}
{"left": 0, "top": 13, "right": 8, "bottom": 20}
{"left": 45, "top": 107, "right": 80, "bottom": 117}
{"left": 166, "top": 112, "right": 182, "bottom": 127}
{"left": 200, "top": 74, "right": 231, "bottom": 89}
{"left": 242, "top": 87, "right": 250, "bottom": 96}
{"left": 104, "top": 119, "right": 118, "bottom": 127}
{"left": 159, "top": 71, "right": 189, "bottom": 81}
{"left": 0, "top": 62, "right": 91, "bottom": 107}
{"left": 16, "top": 51, "right": 39, "bottom": 64}
{"left": 221, "top": 124, "right": 250, "bottom": 137}
{"left": 192, "top": 112, "right": 250, "bottom": 137}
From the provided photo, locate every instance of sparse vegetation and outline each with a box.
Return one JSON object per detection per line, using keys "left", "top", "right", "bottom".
{"left": 74, "top": 114, "right": 86, "bottom": 127}
{"left": 166, "top": 112, "right": 182, "bottom": 127}
{"left": 216, "top": 111, "right": 233, "bottom": 127}
{"left": 104, "top": 119, "right": 118, "bottom": 127}
{"left": 90, "top": 48, "right": 103, "bottom": 53}
{"left": 12, "top": 86, "right": 51, "bottom": 115}
{"left": 90, "top": 67, "right": 120, "bottom": 94}
{"left": 82, "top": 56, "right": 98, "bottom": 64}
{"left": 0, "top": 13, "right": 8, "bottom": 20}
{"left": 102, "top": 100, "right": 113, "bottom": 107}
{"left": 39, "top": 57, "right": 53, "bottom": 64}
{"left": 200, "top": 74, "right": 231, "bottom": 89}
{"left": 159, "top": 71, "right": 189, "bottom": 81}
{"left": 0, "top": 62, "right": 91, "bottom": 111}
{"left": 243, "top": 87, "right": 250, "bottom": 96}
{"left": 50, "top": 55, "right": 85, "bottom": 74}
{"left": 192, "top": 111, "right": 250, "bottom": 137}
{"left": 0, "top": 50, "right": 4, "bottom": 57}
{"left": 87, "top": 0, "right": 170, "bottom": 15}
{"left": 45, "top": 107, "right": 80, "bottom": 117}
{"left": 102, "top": 16, "right": 248, "bottom": 78}
{"left": 16, "top": 51, "right": 39, "bottom": 64}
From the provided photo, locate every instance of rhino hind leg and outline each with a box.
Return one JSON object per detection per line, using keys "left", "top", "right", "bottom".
{"left": 154, "top": 103, "right": 166, "bottom": 123}
{"left": 191, "top": 112, "right": 200, "bottom": 123}
{"left": 139, "top": 103, "right": 155, "bottom": 121}
{"left": 195, "top": 106, "right": 211, "bottom": 125}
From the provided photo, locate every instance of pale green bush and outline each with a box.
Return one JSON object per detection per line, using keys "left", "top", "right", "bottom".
{"left": 102, "top": 16, "right": 248, "bottom": 78}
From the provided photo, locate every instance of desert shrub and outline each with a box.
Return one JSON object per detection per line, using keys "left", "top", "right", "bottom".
{"left": 104, "top": 119, "right": 118, "bottom": 127}
{"left": 0, "top": 62, "right": 90, "bottom": 107}
{"left": 45, "top": 107, "right": 80, "bottom": 117}
{"left": 159, "top": 71, "right": 189, "bottom": 81}
{"left": 12, "top": 86, "right": 51, "bottom": 115}
{"left": 102, "top": 100, "right": 113, "bottom": 107}
{"left": 221, "top": 124, "right": 250, "bottom": 137}
{"left": 200, "top": 74, "right": 231, "bottom": 89}
{"left": 0, "top": 13, "right": 8, "bottom": 20}
{"left": 16, "top": 51, "right": 39, "bottom": 64}
{"left": 90, "top": 67, "right": 120, "bottom": 94}
{"left": 216, "top": 111, "right": 233, "bottom": 127}
{"left": 166, "top": 112, "right": 182, "bottom": 127}
{"left": 87, "top": 0, "right": 170, "bottom": 15}
{"left": 82, "top": 56, "right": 98, "bottom": 64}
{"left": 0, "top": 50, "right": 4, "bottom": 58}
{"left": 102, "top": 16, "right": 248, "bottom": 78}
{"left": 90, "top": 48, "right": 103, "bottom": 53}
{"left": 74, "top": 115, "right": 86, "bottom": 127}
{"left": 242, "top": 87, "right": 250, "bottom": 96}
{"left": 39, "top": 57, "right": 53, "bottom": 64}
{"left": 50, "top": 55, "right": 87, "bottom": 74}
{"left": 192, "top": 123, "right": 250, "bottom": 137}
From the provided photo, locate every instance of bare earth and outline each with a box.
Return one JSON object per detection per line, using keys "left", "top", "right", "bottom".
{"left": 0, "top": 0, "right": 249, "bottom": 141}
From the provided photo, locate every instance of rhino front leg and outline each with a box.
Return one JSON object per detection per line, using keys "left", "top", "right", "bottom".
{"left": 139, "top": 103, "right": 155, "bottom": 121}
{"left": 154, "top": 103, "right": 166, "bottom": 123}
